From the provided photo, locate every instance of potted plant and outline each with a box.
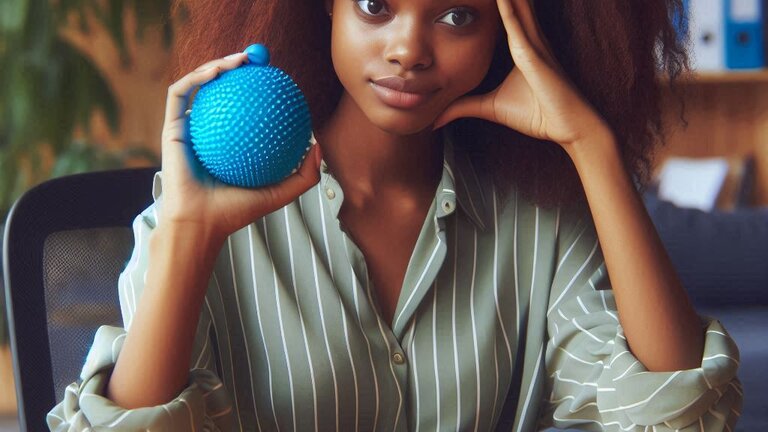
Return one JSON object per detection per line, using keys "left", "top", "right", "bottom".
{"left": 0, "top": 0, "right": 179, "bottom": 345}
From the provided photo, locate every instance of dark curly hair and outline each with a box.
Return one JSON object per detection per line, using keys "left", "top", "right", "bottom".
{"left": 171, "top": 0, "right": 690, "bottom": 209}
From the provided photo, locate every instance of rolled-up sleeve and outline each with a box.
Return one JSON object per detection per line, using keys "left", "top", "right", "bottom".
{"left": 539, "top": 212, "right": 743, "bottom": 431}
{"left": 47, "top": 326, "right": 232, "bottom": 431}
{"left": 47, "top": 171, "right": 234, "bottom": 431}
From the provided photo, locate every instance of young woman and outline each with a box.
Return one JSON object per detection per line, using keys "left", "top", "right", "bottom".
{"left": 49, "top": 0, "right": 742, "bottom": 430}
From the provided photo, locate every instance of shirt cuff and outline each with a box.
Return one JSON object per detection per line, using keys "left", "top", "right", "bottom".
{"left": 603, "top": 317, "right": 742, "bottom": 428}
{"left": 47, "top": 326, "right": 233, "bottom": 431}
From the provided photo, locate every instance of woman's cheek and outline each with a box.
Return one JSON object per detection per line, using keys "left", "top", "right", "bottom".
{"left": 451, "top": 58, "right": 490, "bottom": 95}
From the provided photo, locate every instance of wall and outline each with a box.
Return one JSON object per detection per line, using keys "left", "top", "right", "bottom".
{"left": 657, "top": 74, "right": 768, "bottom": 207}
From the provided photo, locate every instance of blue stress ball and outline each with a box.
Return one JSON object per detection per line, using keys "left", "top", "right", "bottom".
{"left": 189, "top": 43, "right": 313, "bottom": 188}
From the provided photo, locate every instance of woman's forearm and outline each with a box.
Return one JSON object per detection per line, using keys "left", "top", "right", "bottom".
{"left": 566, "top": 132, "right": 704, "bottom": 372}
{"left": 106, "top": 222, "right": 223, "bottom": 409}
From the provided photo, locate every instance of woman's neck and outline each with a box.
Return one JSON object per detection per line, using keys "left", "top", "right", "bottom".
{"left": 315, "top": 91, "right": 445, "bottom": 212}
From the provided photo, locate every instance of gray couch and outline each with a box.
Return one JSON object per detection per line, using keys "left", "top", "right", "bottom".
{"left": 644, "top": 192, "right": 768, "bottom": 431}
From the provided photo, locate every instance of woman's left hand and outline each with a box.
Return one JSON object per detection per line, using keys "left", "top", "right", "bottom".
{"left": 432, "top": 0, "right": 613, "bottom": 148}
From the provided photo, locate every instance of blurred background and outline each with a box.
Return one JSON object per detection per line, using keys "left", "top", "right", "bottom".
{"left": 0, "top": 1, "right": 179, "bottom": 428}
{"left": 0, "top": 0, "right": 767, "bottom": 431}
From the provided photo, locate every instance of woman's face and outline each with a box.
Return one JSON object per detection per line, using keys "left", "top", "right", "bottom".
{"left": 328, "top": 0, "right": 502, "bottom": 135}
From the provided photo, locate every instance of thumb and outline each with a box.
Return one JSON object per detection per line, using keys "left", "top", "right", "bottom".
{"left": 226, "top": 144, "right": 322, "bottom": 214}
{"left": 433, "top": 92, "right": 493, "bottom": 130}
{"left": 267, "top": 144, "right": 323, "bottom": 206}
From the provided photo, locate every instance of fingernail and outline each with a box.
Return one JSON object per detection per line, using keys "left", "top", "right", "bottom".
{"left": 315, "top": 145, "right": 323, "bottom": 169}
{"left": 224, "top": 52, "right": 244, "bottom": 60}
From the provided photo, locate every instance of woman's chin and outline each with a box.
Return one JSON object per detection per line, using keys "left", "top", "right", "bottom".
{"left": 364, "top": 108, "right": 439, "bottom": 136}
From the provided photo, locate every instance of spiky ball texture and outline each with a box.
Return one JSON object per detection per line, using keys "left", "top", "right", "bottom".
{"left": 189, "top": 61, "right": 312, "bottom": 188}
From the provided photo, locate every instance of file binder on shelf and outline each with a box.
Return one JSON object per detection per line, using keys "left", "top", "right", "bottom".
{"left": 672, "top": 0, "right": 691, "bottom": 44}
{"left": 724, "top": 0, "right": 766, "bottom": 69}
{"left": 689, "top": 0, "right": 727, "bottom": 71}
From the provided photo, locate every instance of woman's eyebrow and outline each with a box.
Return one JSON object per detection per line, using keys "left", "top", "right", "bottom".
{"left": 388, "top": 0, "right": 492, "bottom": 7}
{"left": 435, "top": 0, "right": 495, "bottom": 5}
{"left": 433, "top": 0, "right": 496, "bottom": 10}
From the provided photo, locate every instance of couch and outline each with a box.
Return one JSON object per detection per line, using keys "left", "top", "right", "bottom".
{"left": 644, "top": 191, "right": 768, "bottom": 431}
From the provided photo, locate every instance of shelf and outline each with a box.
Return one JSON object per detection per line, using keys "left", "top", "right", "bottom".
{"left": 659, "top": 69, "right": 768, "bottom": 84}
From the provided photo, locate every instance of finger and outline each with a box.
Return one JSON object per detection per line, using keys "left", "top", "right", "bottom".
{"left": 503, "top": 7, "right": 569, "bottom": 100}
{"left": 228, "top": 144, "right": 323, "bottom": 211}
{"left": 164, "top": 53, "right": 249, "bottom": 122}
{"left": 498, "top": 0, "right": 538, "bottom": 65}
{"left": 164, "top": 66, "right": 220, "bottom": 125}
{"left": 509, "top": 0, "right": 545, "bottom": 52}
{"left": 265, "top": 144, "right": 323, "bottom": 206}
{"left": 505, "top": 0, "right": 558, "bottom": 69}
{"left": 159, "top": 122, "right": 217, "bottom": 188}
{"left": 499, "top": 0, "right": 559, "bottom": 78}
{"left": 178, "top": 127, "right": 216, "bottom": 186}
{"left": 161, "top": 53, "right": 250, "bottom": 173}
{"left": 193, "top": 52, "right": 249, "bottom": 72}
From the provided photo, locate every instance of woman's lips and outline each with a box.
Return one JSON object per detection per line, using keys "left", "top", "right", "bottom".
{"left": 369, "top": 81, "right": 436, "bottom": 109}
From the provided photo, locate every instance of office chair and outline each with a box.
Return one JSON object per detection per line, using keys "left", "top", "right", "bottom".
{"left": 2, "top": 167, "right": 158, "bottom": 432}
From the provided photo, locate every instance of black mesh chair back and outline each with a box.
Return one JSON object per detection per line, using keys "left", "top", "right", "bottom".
{"left": 2, "top": 167, "right": 158, "bottom": 432}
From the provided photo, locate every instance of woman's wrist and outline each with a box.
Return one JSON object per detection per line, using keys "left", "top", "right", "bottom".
{"left": 564, "top": 126, "right": 619, "bottom": 173}
{"left": 150, "top": 221, "right": 224, "bottom": 272}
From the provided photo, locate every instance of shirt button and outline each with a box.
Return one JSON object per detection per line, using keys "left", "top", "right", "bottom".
{"left": 392, "top": 352, "right": 405, "bottom": 365}
{"left": 442, "top": 199, "right": 454, "bottom": 212}
{"left": 326, "top": 188, "right": 336, "bottom": 199}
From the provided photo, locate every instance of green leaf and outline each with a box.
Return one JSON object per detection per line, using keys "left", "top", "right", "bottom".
{"left": 0, "top": 0, "right": 29, "bottom": 35}
{"left": 0, "top": 0, "right": 176, "bottom": 219}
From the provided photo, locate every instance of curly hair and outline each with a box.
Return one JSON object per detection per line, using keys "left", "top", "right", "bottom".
{"left": 171, "top": 0, "right": 690, "bottom": 209}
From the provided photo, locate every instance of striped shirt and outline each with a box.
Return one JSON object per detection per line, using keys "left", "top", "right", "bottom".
{"left": 48, "top": 128, "right": 742, "bottom": 431}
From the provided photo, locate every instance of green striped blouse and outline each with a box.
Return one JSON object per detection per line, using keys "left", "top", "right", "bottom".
{"left": 48, "top": 129, "right": 742, "bottom": 431}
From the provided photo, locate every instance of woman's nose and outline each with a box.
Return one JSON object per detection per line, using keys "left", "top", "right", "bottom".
{"left": 383, "top": 18, "right": 434, "bottom": 71}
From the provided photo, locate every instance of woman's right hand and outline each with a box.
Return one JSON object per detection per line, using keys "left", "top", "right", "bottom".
{"left": 159, "top": 52, "right": 323, "bottom": 245}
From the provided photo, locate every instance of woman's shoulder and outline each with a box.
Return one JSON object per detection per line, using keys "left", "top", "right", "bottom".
{"left": 492, "top": 183, "right": 594, "bottom": 246}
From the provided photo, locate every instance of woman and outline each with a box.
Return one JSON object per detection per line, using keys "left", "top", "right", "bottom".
{"left": 49, "top": 0, "right": 742, "bottom": 430}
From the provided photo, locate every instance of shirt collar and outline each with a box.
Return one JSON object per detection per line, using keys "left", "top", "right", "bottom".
{"left": 311, "top": 127, "right": 490, "bottom": 232}
{"left": 440, "top": 127, "right": 490, "bottom": 231}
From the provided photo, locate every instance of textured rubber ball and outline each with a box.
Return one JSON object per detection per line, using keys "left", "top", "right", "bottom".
{"left": 189, "top": 43, "right": 312, "bottom": 188}
{"left": 245, "top": 43, "right": 270, "bottom": 65}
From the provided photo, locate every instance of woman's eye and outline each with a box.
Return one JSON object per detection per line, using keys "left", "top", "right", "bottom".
{"left": 355, "top": 0, "right": 388, "bottom": 17}
{"left": 438, "top": 9, "right": 475, "bottom": 27}
{"left": 353, "top": 1, "right": 475, "bottom": 27}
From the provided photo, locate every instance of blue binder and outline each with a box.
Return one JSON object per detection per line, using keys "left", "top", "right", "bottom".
{"left": 724, "top": 0, "right": 765, "bottom": 69}
{"left": 673, "top": 0, "right": 690, "bottom": 43}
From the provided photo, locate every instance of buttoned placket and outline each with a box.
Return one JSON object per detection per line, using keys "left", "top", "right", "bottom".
{"left": 318, "top": 165, "right": 415, "bottom": 396}
{"left": 313, "top": 129, "right": 477, "bottom": 383}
